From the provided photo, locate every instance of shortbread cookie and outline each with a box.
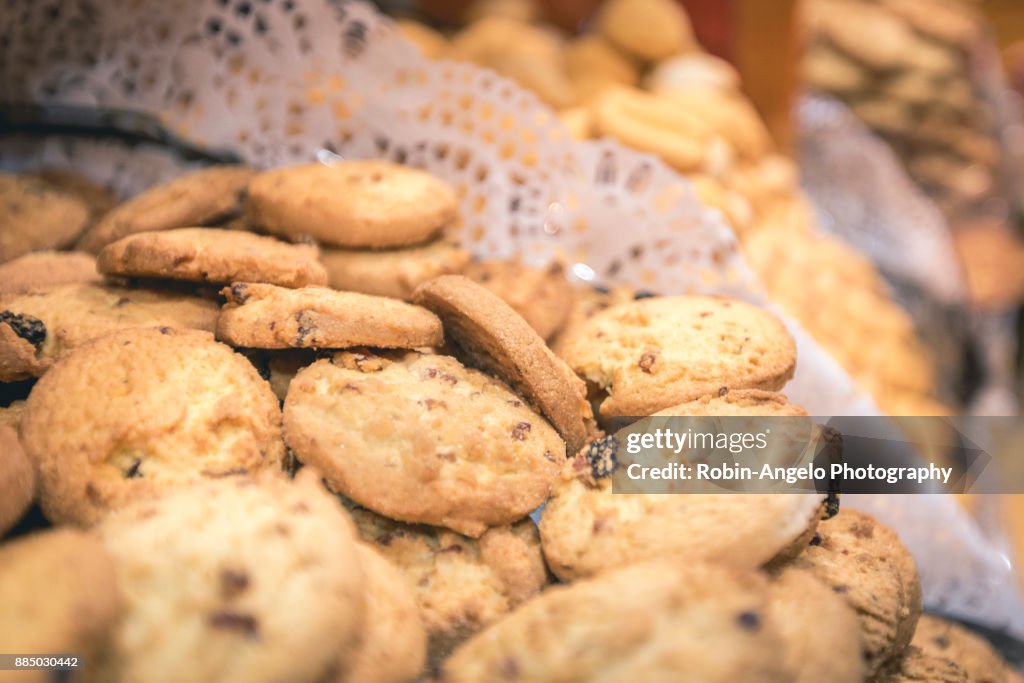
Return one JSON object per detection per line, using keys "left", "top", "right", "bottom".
{"left": 910, "top": 615, "right": 1012, "bottom": 683}
{"left": 0, "top": 250, "right": 100, "bottom": 296}
{"left": 0, "top": 529, "right": 120, "bottom": 671}
{"left": 784, "top": 509, "right": 922, "bottom": 676}
{"left": 0, "top": 173, "right": 91, "bottom": 262}
{"left": 880, "top": 646, "right": 970, "bottom": 683}
{"left": 77, "top": 165, "right": 255, "bottom": 253}
{"left": 97, "top": 228, "right": 328, "bottom": 287}
{"left": 349, "top": 506, "right": 549, "bottom": 665}
{"left": 413, "top": 275, "right": 594, "bottom": 453}
{"left": 28, "top": 168, "right": 118, "bottom": 226}
{"left": 247, "top": 161, "right": 457, "bottom": 248}
{"left": 558, "top": 295, "right": 797, "bottom": 418}
{"left": 93, "top": 473, "right": 365, "bottom": 683}
{"left": 21, "top": 327, "right": 285, "bottom": 526}
{"left": 0, "top": 283, "right": 219, "bottom": 381}
{"left": 217, "top": 283, "right": 443, "bottom": 350}
{"left": 440, "top": 560, "right": 791, "bottom": 682}
{"left": 464, "top": 260, "right": 573, "bottom": 341}
{"left": 597, "top": 0, "right": 695, "bottom": 62}
{"left": 284, "top": 349, "right": 563, "bottom": 537}
{"left": 320, "top": 240, "right": 471, "bottom": 300}
{"left": 338, "top": 545, "right": 427, "bottom": 683}
{"left": 0, "top": 426, "right": 35, "bottom": 536}
{"left": 768, "top": 568, "right": 865, "bottom": 683}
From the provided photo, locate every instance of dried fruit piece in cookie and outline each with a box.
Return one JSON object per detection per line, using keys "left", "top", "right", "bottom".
{"left": 21, "top": 327, "right": 285, "bottom": 526}
{"left": 557, "top": 295, "right": 797, "bottom": 418}
{"left": 0, "top": 426, "right": 35, "bottom": 536}
{"left": 349, "top": 506, "right": 548, "bottom": 666}
{"left": 284, "top": 350, "right": 563, "bottom": 537}
{"left": 321, "top": 240, "right": 471, "bottom": 301}
{"left": 0, "top": 283, "right": 219, "bottom": 381}
{"left": 247, "top": 161, "right": 457, "bottom": 248}
{"left": 440, "top": 560, "right": 792, "bottom": 682}
{"left": 97, "top": 228, "right": 328, "bottom": 287}
{"left": 77, "top": 165, "right": 255, "bottom": 253}
{"left": 464, "top": 260, "right": 573, "bottom": 341}
{"left": 0, "top": 250, "right": 100, "bottom": 296}
{"left": 217, "top": 283, "right": 443, "bottom": 350}
{"left": 908, "top": 615, "right": 1014, "bottom": 683}
{"left": 0, "top": 173, "right": 91, "bottom": 262}
{"left": 413, "top": 275, "right": 595, "bottom": 453}
{"left": 93, "top": 473, "right": 365, "bottom": 683}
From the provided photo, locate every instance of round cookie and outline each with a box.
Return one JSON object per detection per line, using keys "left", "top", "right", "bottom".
{"left": 0, "top": 173, "right": 91, "bottom": 262}
{"left": 97, "top": 227, "right": 328, "bottom": 288}
{"left": 93, "top": 473, "right": 365, "bottom": 683}
{"left": 413, "top": 275, "right": 595, "bottom": 453}
{"left": 0, "top": 282, "right": 219, "bottom": 381}
{"left": 284, "top": 349, "right": 563, "bottom": 537}
{"left": 783, "top": 508, "right": 922, "bottom": 676}
{"left": 910, "top": 615, "right": 1013, "bottom": 683}
{"left": 320, "top": 240, "right": 471, "bottom": 301}
{"left": 0, "top": 528, "right": 121, "bottom": 675}
{"left": 246, "top": 161, "right": 457, "bottom": 248}
{"left": 880, "top": 646, "right": 970, "bottom": 683}
{"left": 21, "top": 327, "right": 285, "bottom": 526}
{"left": 0, "top": 425, "right": 35, "bottom": 536}
{"left": 349, "top": 506, "right": 549, "bottom": 666}
{"left": 557, "top": 295, "right": 797, "bottom": 419}
{"left": 216, "top": 282, "right": 443, "bottom": 350}
{"left": 338, "top": 545, "right": 427, "bottom": 683}
{"left": 0, "top": 250, "right": 100, "bottom": 296}
{"left": 597, "top": 0, "right": 695, "bottom": 63}
{"left": 77, "top": 165, "right": 255, "bottom": 253}
{"left": 440, "top": 560, "right": 792, "bottom": 682}
{"left": 463, "top": 260, "right": 573, "bottom": 341}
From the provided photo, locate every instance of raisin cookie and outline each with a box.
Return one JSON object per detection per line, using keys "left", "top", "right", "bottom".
{"left": 284, "top": 350, "right": 563, "bottom": 537}
{"left": 247, "top": 161, "right": 457, "bottom": 248}
{"left": 413, "top": 275, "right": 595, "bottom": 453}
{"left": 440, "top": 560, "right": 791, "bottom": 682}
{"left": 557, "top": 295, "right": 797, "bottom": 418}
{"left": 909, "top": 615, "right": 1014, "bottom": 683}
{"left": 217, "top": 283, "right": 443, "bottom": 350}
{"left": 0, "top": 283, "right": 219, "bottom": 381}
{"left": 349, "top": 506, "right": 549, "bottom": 666}
{"left": 21, "top": 327, "right": 285, "bottom": 526}
{"left": 0, "top": 426, "right": 35, "bottom": 536}
{"left": 0, "top": 250, "right": 100, "bottom": 296}
{"left": 464, "top": 260, "right": 573, "bottom": 341}
{"left": 92, "top": 473, "right": 365, "bottom": 683}
{"left": 97, "top": 228, "right": 328, "bottom": 287}
{"left": 77, "top": 165, "right": 254, "bottom": 253}
{"left": 320, "top": 240, "right": 471, "bottom": 301}
{"left": 0, "top": 173, "right": 91, "bottom": 262}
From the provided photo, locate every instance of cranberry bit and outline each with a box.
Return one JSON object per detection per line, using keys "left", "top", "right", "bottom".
{"left": 638, "top": 351, "right": 657, "bottom": 373}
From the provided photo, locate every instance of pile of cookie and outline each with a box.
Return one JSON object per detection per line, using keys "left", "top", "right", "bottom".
{"left": 0, "top": 160, "right": 1019, "bottom": 682}
{"left": 801, "top": 0, "right": 1000, "bottom": 222}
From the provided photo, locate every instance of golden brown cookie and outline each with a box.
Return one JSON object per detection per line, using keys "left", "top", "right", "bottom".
{"left": 597, "top": 0, "right": 695, "bottom": 62}
{"left": 413, "top": 275, "right": 594, "bottom": 453}
{"left": 0, "top": 426, "right": 35, "bottom": 537}
{"left": 284, "top": 349, "right": 563, "bottom": 537}
{"left": 21, "top": 327, "right": 286, "bottom": 526}
{"left": 77, "top": 165, "right": 255, "bottom": 253}
{"left": 880, "top": 645, "right": 970, "bottom": 683}
{"left": 97, "top": 227, "right": 328, "bottom": 287}
{"left": 247, "top": 161, "right": 457, "bottom": 248}
{"left": 0, "top": 250, "right": 100, "bottom": 296}
{"left": 320, "top": 240, "right": 471, "bottom": 300}
{"left": 463, "top": 260, "right": 573, "bottom": 340}
{"left": 910, "top": 615, "right": 1013, "bottom": 683}
{"left": 0, "top": 173, "right": 91, "bottom": 263}
{"left": 216, "top": 282, "right": 443, "bottom": 350}
{"left": 0, "top": 283, "right": 219, "bottom": 381}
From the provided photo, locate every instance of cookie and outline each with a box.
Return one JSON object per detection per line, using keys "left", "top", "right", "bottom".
{"left": 246, "top": 161, "right": 457, "bottom": 248}
{"left": 0, "top": 426, "right": 35, "bottom": 537}
{"left": 217, "top": 283, "right": 443, "bottom": 350}
{"left": 349, "top": 506, "right": 549, "bottom": 665}
{"left": 413, "top": 275, "right": 594, "bottom": 453}
{"left": 0, "top": 250, "right": 100, "bottom": 296}
{"left": 910, "top": 615, "right": 1013, "bottom": 683}
{"left": 77, "top": 165, "right": 255, "bottom": 253}
{"left": 643, "top": 53, "right": 741, "bottom": 93}
{"left": 338, "top": 544, "right": 427, "bottom": 683}
{"left": 880, "top": 646, "right": 970, "bottom": 683}
{"left": 20, "top": 327, "right": 285, "bottom": 526}
{"left": 783, "top": 508, "right": 922, "bottom": 676}
{"left": 768, "top": 568, "right": 865, "bottom": 683}
{"left": 28, "top": 168, "right": 118, "bottom": 226}
{"left": 0, "top": 173, "right": 91, "bottom": 262}
{"left": 550, "top": 284, "right": 639, "bottom": 355}
{"left": 487, "top": 51, "right": 578, "bottom": 110}
{"left": 97, "top": 228, "right": 328, "bottom": 288}
{"left": 440, "top": 560, "right": 791, "bottom": 682}
{"left": 93, "top": 473, "right": 365, "bottom": 683}
{"left": 885, "top": 0, "right": 981, "bottom": 45}
{"left": 463, "top": 260, "right": 573, "bottom": 340}
{"left": 0, "top": 528, "right": 120, "bottom": 677}
{"left": 557, "top": 295, "right": 797, "bottom": 418}
{"left": 597, "top": 0, "right": 695, "bottom": 63}
{"left": 805, "top": 0, "right": 915, "bottom": 72}
{"left": 565, "top": 35, "right": 639, "bottom": 101}
{"left": 0, "top": 282, "right": 219, "bottom": 381}
{"left": 803, "top": 44, "right": 869, "bottom": 94}
{"left": 320, "top": 240, "right": 471, "bottom": 300}
{"left": 284, "top": 349, "right": 563, "bottom": 537}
